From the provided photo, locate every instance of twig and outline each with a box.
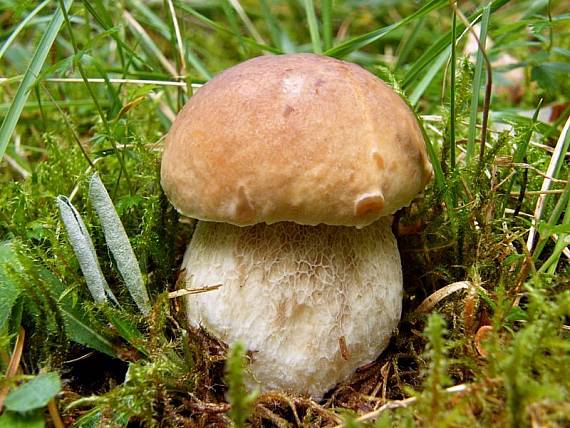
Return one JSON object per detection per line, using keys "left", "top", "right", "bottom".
{"left": 3, "top": 154, "right": 31, "bottom": 179}
{"left": 185, "top": 394, "right": 230, "bottom": 414}
{"left": 334, "top": 384, "right": 470, "bottom": 427}
{"left": 371, "top": 361, "right": 391, "bottom": 410}
{"left": 511, "top": 163, "right": 569, "bottom": 184}
{"left": 64, "top": 351, "right": 95, "bottom": 364}
{"left": 255, "top": 404, "right": 290, "bottom": 427}
{"left": 295, "top": 397, "right": 342, "bottom": 425}
{"left": 504, "top": 208, "right": 533, "bottom": 218}
{"left": 491, "top": 170, "right": 517, "bottom": 192}
{"left": 530, "top": 141, "right": 570, "bottom": 155}
{"left": 168, "top": 284, "right": 223, "bottom": 299}
{"left": 510, "top": 190, "right": 564, "bottom": 196}
{"left": 414, "top": 281, "right": 471, "bottom": 315}
{"left": 513, "top": 243, "right": 536, "bottom": 296}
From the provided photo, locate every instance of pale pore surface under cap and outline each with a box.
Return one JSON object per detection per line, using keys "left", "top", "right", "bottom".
{"left": 161, "top": 53, "right": 432, "bottom": 227}
{"left": 183, "top": 219, "right": 402, "bottom": 399}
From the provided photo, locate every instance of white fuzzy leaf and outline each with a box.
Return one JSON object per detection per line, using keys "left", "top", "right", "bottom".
{"left": 89, "top": 174, "right": 151, "bottom": 315}
{"left": 57, "top": 196, "right": 108, "bottom": 304}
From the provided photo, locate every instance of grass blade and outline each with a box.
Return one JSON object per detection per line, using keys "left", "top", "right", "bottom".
{"left": 227, "top": 0, "right": 267, "bottom": 45}
{"left": 221, "top": 0, "right": 247, "bottom": 57}
{"left": 0, "top": 0, "right": 73, "bottom": 163}
{"left": 403, "top": 31, "right": 451, "bottom": 90}
{"left": 322, "top": 0, "right": 333, "bottom": 51}
{"left": 0, "top": 0, "right": 50, "bottom": 60}
{"left": 303, "top": 0, "right": 322, "bottom": 53}
{"left": 533, "top": 173, "right": 569, "bottom": 262}
{"left": 395, "top": 16, "right": 426, "bottom": 69}
{"left": 505, "top": 99, "right": 543, "bottom": 212}
{"left": 123, "top": 10, "right": 178, "bottom": 77}
{"left": 324, "top": 0, "right": 446, "bottom": 58}
{"left": 409, "top": 47, "right": 450, "bottom": 106}
{"left": 449, "top": 9, "right": 457, "bottom": 171}
{"left": 403, "top": 0, "right": 509, "bottom": 91}
{"left": 176, "top": 2, "right": 281, "bottom": 54}
{"left": 58, "top": 0, "right": 133, "bottom": 191}
{"left": 166, "top": 0, "right": 189, "bottom": 93}
{"left": 56, "top": 196, "right": 109, "bottom": 305}
{"left": 128, "top": 0, "right": 212, "bottom": 79}
{"left": 421, "top": 121, "right": 446, "bottom": 194}
{"left": 89, "top": 174, "right": 151, "bottom": 316}
{"left": 537, "top": 180, "right": 570, "bottom": 273}
{"left": 127, "top": 0, "right": 169, "bottom": 35}
{"left": 527, "top": 116, "right": 570, "bottom": 251}
{"left": 79, "top": 0, "right": 148, "bottom": 70}
{"left": 466, "top": 4, "right": 491, "bottom": 162}
{"left": 260, "top": 0, "right": 287, "bottom": 50}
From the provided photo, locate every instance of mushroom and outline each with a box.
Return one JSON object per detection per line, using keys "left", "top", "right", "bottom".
{"left": 161, "top": 53, "right": 432, "bottom": 399}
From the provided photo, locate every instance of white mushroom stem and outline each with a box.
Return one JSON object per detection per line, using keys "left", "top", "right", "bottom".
{"left": 182, "top": 218, "right": 402, "bottom": 399}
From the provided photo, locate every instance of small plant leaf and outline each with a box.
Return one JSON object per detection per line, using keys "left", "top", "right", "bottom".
{"left": 100, "top": 305, "right": 147, "bottom": 356}
{"left": 4, "top": 372, "right": 61, "bottom": 412}
{"left": 0, "top": 242, "right": 22, "bottom": 329}
{"left": 89, "top": 174, "right": 151, "bottom": 315}
{"left": 0, "top": 411, "right": 44, "bottom": 428}
{"left": 56, "top": 196, "right": 114, "bottom": 305}
{"left": 0, "top": 241, "right": 116, "bottom": 357}
{"left": 37, "top": 264, "right": 117, "bottom": 357}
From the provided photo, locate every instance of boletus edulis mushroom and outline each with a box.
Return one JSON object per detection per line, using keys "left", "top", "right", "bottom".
{"left": 161, "top": 53, "right": 432, "bottom": 399}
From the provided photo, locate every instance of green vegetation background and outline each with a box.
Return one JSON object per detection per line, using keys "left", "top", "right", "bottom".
{"left": 0, "top": 0, "right": 569, "bottom": 426}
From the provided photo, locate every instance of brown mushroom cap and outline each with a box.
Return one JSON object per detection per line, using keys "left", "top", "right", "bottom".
{"left": 161, "top": 53, "right": 432, "bottom": 227}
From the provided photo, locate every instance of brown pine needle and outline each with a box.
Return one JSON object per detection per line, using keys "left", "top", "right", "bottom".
{"left": 48, "top": 398, "right": 66, "bottom": 428}
{"left": 168, "top": 284, "right": 223, "bottom": 299}
{"left": 0, "top": 327, "right": 25, "bottom": 412}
